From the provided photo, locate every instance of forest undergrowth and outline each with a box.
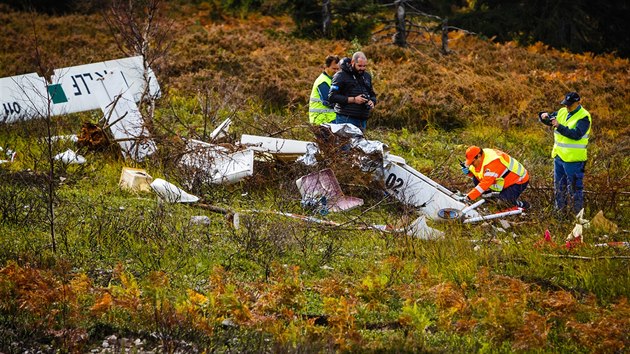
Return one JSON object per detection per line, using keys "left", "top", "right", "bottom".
{"left": 0, "top": 3, "right": 628, "bottom": 352}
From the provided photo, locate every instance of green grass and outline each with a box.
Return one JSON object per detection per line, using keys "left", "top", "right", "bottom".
{"left": 1, "top": 115, "right": 628, "bottom": 352}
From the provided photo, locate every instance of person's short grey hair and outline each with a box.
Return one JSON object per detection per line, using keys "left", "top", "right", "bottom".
{"left": 352, "top": 51, "right": 367, "bottom": 62}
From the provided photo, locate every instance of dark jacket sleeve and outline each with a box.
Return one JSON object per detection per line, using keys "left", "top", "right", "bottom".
{"left": 317, "top": 82, "right": 332, "bottom": 107}
{"left": 328, "top": 72, "right": 349, "bottom": 105}
{"left": 556, "top": 117, "right": 591, "bottom": 140}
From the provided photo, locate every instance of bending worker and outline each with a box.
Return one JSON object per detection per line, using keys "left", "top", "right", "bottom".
{"left": 309, "top": 55, "right": 340, "bottom": 125}
{"left": 461, "top": 146, "right": 530, "bottom": 209}
{"left": 538, "top": 91, "right": 591, "bottom": 215}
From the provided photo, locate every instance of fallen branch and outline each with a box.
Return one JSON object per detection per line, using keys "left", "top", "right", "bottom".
{"left": 542, "top": 254, "right": 630, "bottom": 260}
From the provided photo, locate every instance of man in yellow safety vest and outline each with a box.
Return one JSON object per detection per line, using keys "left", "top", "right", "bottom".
{"left": 539, "top": 91, "right": 592, "bottom": 214}
{"left": 309, "top": 55, "right": 340, "bottom": 125}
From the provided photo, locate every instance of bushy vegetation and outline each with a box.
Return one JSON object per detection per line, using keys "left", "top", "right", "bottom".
{"left": 0, "top": 2, "right": 628, "bottom": 352}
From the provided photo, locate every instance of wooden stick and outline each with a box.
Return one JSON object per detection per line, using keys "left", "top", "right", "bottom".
{"left": 542, "top": 254, "right": 630, "bottom": 260}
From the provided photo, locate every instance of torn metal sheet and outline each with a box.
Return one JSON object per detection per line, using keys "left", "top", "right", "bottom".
{"left": 322, "top": 123, "right": 364, "bottom": 138}
{"left": 382, "top": 154, "right": 480, "bottom": 221}
{"left": 95, "top": 70, "right": 157, "bottom": 161}
{"left": 209, "top": 118, "right": 232, "bottom": 141}
{"left": 150, "top": 178, "right": 199, "bottom": 203}
{"left": 352, "top": 138, "right": 386, "bottom": 155}
{"left": 240, "top": 134, "right": 311, "bottom": 155}
{"left": 1, "top": 56, "right": 160, "bottom": 123}
{"left": 180, "top": 140, "right": 254, "bottom": 185}
{"left": 319, "top": 123, "right": 385, "bottom": 155}
{"left": 207, "top": 149, "right": 254, "bottom": 184}
{"left": 296, "top": 168, "right": 363, "bottom": 212}
{"left": 405, "top": 215, "right": 444, "bottom": 240}
{"left": 296, "top": 143, "right": 319, "bottom": 166}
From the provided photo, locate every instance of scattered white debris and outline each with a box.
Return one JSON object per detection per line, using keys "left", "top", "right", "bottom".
{"left": 240, "top": 134, "right": 311, "bottom": 155}
{"left": 406, "top": 215, "right": 444, "bottom": 240}
{"left": 180, "top": 140, "right": 254, "bottom": 185}
{"left": 54, "top": 149, "right": 86, "bottom": 164}
{"left": 119, "top": 167, "right": 153, "bottom": 192}
{"left": 47, "top": 134, "right": 78, "bottom": 143}
{"left": 150, "top": 178, "right": 199, "bottom": 203}
{"left": 209, "top": 118, "right": 232, "bottom": 141}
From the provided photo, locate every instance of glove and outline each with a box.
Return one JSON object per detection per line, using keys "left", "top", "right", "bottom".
{"left": 453, "top": 193, "right": 469, "bottom": 202}
{"left": 538, "top": 112, "right": 552, "bottom": 126}
{"left": 461, "top": 165, "right": 470, "bottom": 175}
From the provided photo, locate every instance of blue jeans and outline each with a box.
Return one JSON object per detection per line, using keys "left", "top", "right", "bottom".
{"left": 472, "top": 177, "right": 528, "bottom": 205}
{"left": 554, "top": 157, "right": 585, "bottom": 213}
{"left": 334, "top": 114, "right": 366, "bottom": 130}
{"left": 499, "top": 181, "right": 528, "bottom": 205}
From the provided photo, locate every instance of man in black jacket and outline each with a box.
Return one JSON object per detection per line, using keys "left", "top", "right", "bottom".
{"left": 328, "top": 52, "right": 377, "bottom": 130}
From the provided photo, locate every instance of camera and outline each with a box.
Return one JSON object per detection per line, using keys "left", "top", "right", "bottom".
{"left": 538, "top": 111, "right": 552, "bottom": 126}
{"left": 360, "top": 94, "right": 371, "bottom": 109}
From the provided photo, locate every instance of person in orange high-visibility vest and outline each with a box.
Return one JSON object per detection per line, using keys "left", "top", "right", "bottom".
{"left": 461, "top": 146, "right": 530, "bottom": 209}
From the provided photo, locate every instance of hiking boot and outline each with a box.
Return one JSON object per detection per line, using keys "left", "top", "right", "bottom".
{"left": 515, "top": 200, "right": 530, "bottom": 209}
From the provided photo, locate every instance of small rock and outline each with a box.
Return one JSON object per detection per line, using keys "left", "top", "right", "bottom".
{"left": 499, "top": 219, "right": 511, "bottom": 229}
{"left": 190, "top": 215, "right": 211, "bottom": 225}
{"left": 222, "top": 318, "right": 237, "bottom": 328}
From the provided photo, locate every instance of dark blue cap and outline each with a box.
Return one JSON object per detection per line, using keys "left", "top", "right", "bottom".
{"left": 561, "top": 92, "right": 580, "bottom": 105}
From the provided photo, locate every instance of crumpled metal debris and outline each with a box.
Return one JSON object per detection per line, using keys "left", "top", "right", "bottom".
{"left": 54, "top": 149, "right": 86, "bottom": 164}
{"left": 296, "top": 142, "right": 319, "bottom": 166}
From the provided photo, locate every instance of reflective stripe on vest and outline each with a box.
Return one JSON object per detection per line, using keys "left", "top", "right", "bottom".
{"left": 470, "top": 148, "right": 527, "bottom": 192}
{"left": 552, "top": 106, "right": 591, "bottom": 162}
{"left": 309, "top": 72, "right": 336, "bottom": 125}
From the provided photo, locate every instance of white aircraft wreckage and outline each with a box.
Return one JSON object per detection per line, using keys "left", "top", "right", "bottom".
{"left": 0, "top": 56, "right": 159, "bottom": 161}
{"left": 164, "top": 122, "right": 520, "bottom": 240}
{"left": 2, "top": 58, "right": 521, "bottom": 238}
{"left": 86, "top": 116, "right": 515, "bottom": 240}
{"left": 180, "top": 137, "right": 255, "bottom": 185}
